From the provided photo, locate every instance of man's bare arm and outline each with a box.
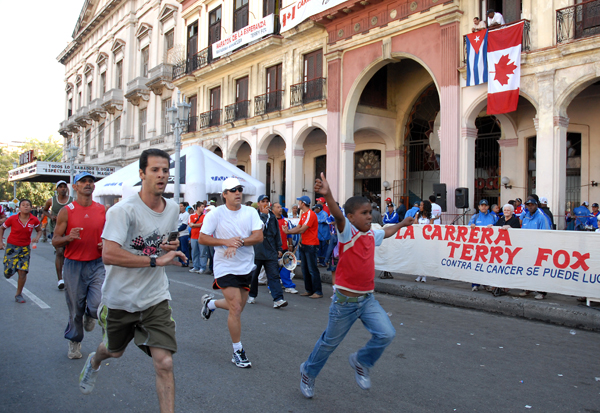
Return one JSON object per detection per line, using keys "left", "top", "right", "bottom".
{"left": 102, "top": 239, "right": 185, "bottom": 267}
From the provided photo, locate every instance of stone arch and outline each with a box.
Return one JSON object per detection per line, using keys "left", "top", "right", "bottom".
{"left": 258, "top": 129, "right": 286, "bottom": 154}
{"left": 293, "top": 122, "right": 327, "bottom": 150}
{"left": 228, "top": 137, "right": 252, "bottom": 161}
{"left": 464, "top": 91, "right": 539, "bottom": 129}
{"left": 556, "top": 73, "right": 600, "bottom": 117}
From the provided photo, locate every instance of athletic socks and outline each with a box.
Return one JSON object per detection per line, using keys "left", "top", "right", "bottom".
{"left": 207, "top": 300, "right": 216, "bottom": 311}
{"left": 232, "top": 342, "right": 243, "bottom": 352}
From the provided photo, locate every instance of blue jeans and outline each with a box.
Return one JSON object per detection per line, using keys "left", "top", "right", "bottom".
{"left": 303, "top": 292, "right": 396, "bottom": 379}
{"left": 190, "top": 238, "right": 207, "bottom": 271}
{"left": 178, "top": 235, "right": 190, "bottom": 266}
{"left": 300, "top": 244, "right": 322, "bottom": 295}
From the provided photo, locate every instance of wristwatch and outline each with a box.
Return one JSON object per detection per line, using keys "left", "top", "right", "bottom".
{"left": 150, "top": 255, "right": 158, "bottom": 267}
{"left": 241, "top": 239, "right": 245, "bottom": 247}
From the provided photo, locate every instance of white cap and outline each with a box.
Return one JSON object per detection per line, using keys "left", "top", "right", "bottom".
{"left": 222, "top": 177, "right": 242, "bottom": 192}
{"left": 583, "top": 201, "right": 589, "bottom": 206}
{"left": 56, "top": 180, "right": 68, "bottom": 188}
{"left": 539, "top": 196, "right": 548, "bottom": 204}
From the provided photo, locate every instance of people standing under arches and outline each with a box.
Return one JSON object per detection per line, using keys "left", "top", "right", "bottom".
{"left": 414, "top": 200, "right": 434, "bottom": 283}
{"left": 468, "top": 199, "right": 497, "bottom": 292}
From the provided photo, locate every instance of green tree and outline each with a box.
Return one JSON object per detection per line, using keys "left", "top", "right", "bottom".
{"left": 0, "top": 137, "right": 63, "bottom": 207}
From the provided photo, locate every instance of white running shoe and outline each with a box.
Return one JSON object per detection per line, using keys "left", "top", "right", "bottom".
{"left": 273, "top": 299, "right": 288, "bottom": 309}
{"left": 285, "top": 288, "right": 298, "bottom": 294}
{"left": 232, "top": 349, "right": 252, "bottom": 368}
{"left": 189, "top": 267, "right": 199, "bottom": 273}
{"left": 58, "top": 280, "right": 65, "bottom": 290}
{"left": 68, "top": 341, "right": 82, "bottom": 359}
{"left": 79, "top": 352, "right": 100, "bottom": 394}
{"left": 247, "top": 296, "right": 256, "bottom": 304}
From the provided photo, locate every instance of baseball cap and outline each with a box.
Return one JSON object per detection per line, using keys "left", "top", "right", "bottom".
{"left": 257, "top": 194, "right": 269, "bottom": 202}
{"left": 525, "top": 198, "right": 538, "bottom": 205}
{"left": 222, "top": 177, "right": 243, "bottom": 192}
{"left": 73, "top": 172, "right": 96, "bottom": 183}
{"left": 583, "top": 201, "right": 589, "bottom": 206}
{"left": 313, "top": 204, "right": 322, "bottom": 211}
{"left": 516, "top": 198, "right": 522, "bottom": 203}
{"left": 539, "top": 196, "right": 548, "bottom": 204}
{"left": 479, "top": 199, "right": 489, "bottom": 206}
{"left": 316, "top": 197, "right": 325, "bottom": 203}
{"left": 297, "top": 196, "right": 311, "bottom": 206}
{"left": 56, "top": 180, "right": 68, "bottom": 188}
{"left": 593, "top": 203, "right": 599, "bottom": 208}
{"left": 385, "top": 197, "right": 392, "bottom": 203}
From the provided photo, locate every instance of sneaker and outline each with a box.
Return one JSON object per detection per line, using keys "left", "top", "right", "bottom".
{"left": 472, "top": 286, "right": 478, "bottom": 292}
{"left": 189, "top": 267, "right": 199, "bottom": 273}
{"left": 58, "top": 280, "right": 65, "bottom": 290}
{"left": 247, "top": 296, "right": 256, "bottom": 304}
{"left": 348, "top": 353, "right": 371, "bottom": 390}
{"left": 534, "top": 293, "right": 545, "bottom": 300}
{"left": 273, "top": 299, "right": 288, "bottom": 309}
{"left": 415, "top": 276, "right": 422, "bottom": 282}
{"left": 285, "top": 287, "right": 298, "bottom": 294}
{"left": 519, "top": 290, "right": 531, "bottom": 297}
{"left": 231, "top": 349, "right": 252, "bottom": 368}
{"left": 421, "top": 277, "right": 427, "bottom": 283}
{"left": 300, "top": 362, "right": 315, "bottom": 398}
{"left": 201, "top": 294, "right": 214, "bottom": 320}
{"left": 309, "top": 293, "right": 323, "bottom": 299}
{"left": 68, "top": 341, "right": 82, "bottom": 359}
{"left": 79, "top": 352, "right": 99, "bottom": 394}
{"left": 14, "top": 294, "right": 26, "bottom": 303}
{"left": 83, "top": 314, "right": 96, "bottom": 332}
{"left": 196, "top": 268, "right": 206, "bottom": 274}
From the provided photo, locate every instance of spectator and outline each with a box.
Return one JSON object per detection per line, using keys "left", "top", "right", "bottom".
{"left": 405, "top": 202, "right": 420, "bottom": 218}
{"left": 514, "top": 198, "right": 524, "bottom": 217}
{"left": 371, "top": 203, "right": 383, "bottom": 226}
{"left": 383, "top": 204, "right": 399, "bottom": 224}
{"left": 487, "top": 9, "right": 505, "bottom": 29}
{"left": 520, "top": 197, "right": 551, "bottom": 300}
{"left": 385, "top": 197, "right": 392, "bottom": 206}
{"left": 395, "top": 199, "right": 407, "bottom": 220}
{"left": 495, "top": 204, "right": 521, "bottom": 229}
{"left": 468, "top": 199, "right": 497, "bottom": 292}
{"left": 316, "top": 197, "right": 330, "bottom": 215}
{"left": 586, "top": 202, "right": 600, "bottom": 229}
{"left": 177, "top": 203, "right": 190, "bottom": 267}
{"left": 491, "top": 204, "right": 503, "bottom": 219}
{"left": 539, "top": 197, "right": 556, "bottom": 229}
{"left": 273, "top": 202, "right": 298, "bottom": 294}
{"left": 314, "top": 204, "right": 331, "bottom": 267}
{"left": 291, "top": 204, "right": 300, "bottom": 219}
{"left": 414, "top": 201, "right": 433, "bottom": 283}
{"left": 429, "top": 195, "right": 442, "bottom": 224}
{"left": 188, "top": 203, "right": 207, "bottom": 274}
{"left": 472, "top": 16, "right": 487, "bottom": 32}
{"left": 572, "top": 201, "right": 591, "bottom": 231}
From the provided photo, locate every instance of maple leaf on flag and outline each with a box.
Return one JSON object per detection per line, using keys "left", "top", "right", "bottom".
{"left": 493, "top": 54, "right": 517, "bottom": 86}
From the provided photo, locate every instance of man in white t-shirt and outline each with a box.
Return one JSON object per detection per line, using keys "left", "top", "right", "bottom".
{"left": 199, "top": 177, "right": 264, "bottom": 368}
{"left": 78, "top": 149, "right": 186, "bottom": 413}
{"left": 428, "top": 195, "right": 442, "bottom": 225}
{"left": 487, "top": 9, "right": 505, "bottom": 28}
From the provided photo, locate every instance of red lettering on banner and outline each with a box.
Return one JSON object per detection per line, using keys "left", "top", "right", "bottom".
{"left": 489, "top": 246, "right": 504, "bottom": 263}
{"left": 534, "top": 248, "right": 553, "bottom": 266}
{"left": 480, "top": 227, "right": 494, "bottom": 244}
{"left": 431, "top": 225, "right": 443, "bottom": 240}
{"left": 443, "top": 225, "right": 456, "bottom": 241}
{"left": 494, "top": 230, "right": 512, "bottom": 246}
{"left": 460, "top": 244, "right": 474, "bottom": 260}
{"left": 456, "top": 226, "right": 468, "bottom": 242}
{"left": 448, "top": 242, "right": 461, "bottom": 258}
{"left": 474, "top": 245, "right": 489, "bottom": 262}
{"left": 395, "top": 226, "right": 415, "bottom": 240}
{"left": 505, "top": 247, "right": 522, "bottom": 265}
{"left": 570, "top": 251, "right": 590, "bottom": 271}
{"left": 468, "top": 227, "right": 481, "bottom": 243}
{"left": 553, "top": 250, "right": 570, "bottom": 269}
{"left": 423, "top": 225, "right": 433, "bottom": 240}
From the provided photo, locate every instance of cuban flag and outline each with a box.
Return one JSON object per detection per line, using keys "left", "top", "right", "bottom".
{"left": 487, "top": 22, "right": 524, "bottom": 115}
{"left": 466, "top": 30, "right": 488, "bottom": 86}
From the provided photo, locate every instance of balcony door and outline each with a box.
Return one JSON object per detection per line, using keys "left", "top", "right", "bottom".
{"left": 209, "top": 7, "right": 222, "bottom": 61}
{"left": 187, "top": 22, "right": 198, "bottom": 66}
{"left": 233, "top": 0, "right": 249, "bottom": 32}
{"left": 210, "top": 87, "right": 221, "bottom": 126}
{"left": 236, "top": 77, "right": 249, "bottom": 120}
{"left": 189, "top": 95, "right": 197, "bottom": 132}
{"left": 303, "top": 49, "right": 323, "bottom": 102}
{"left": 266, "top": 64, "right": 282, "bottom": 112}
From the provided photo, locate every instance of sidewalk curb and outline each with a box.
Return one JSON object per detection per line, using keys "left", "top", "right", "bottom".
{"left": 293, "top": 270, "right": 600, "bottom": 332}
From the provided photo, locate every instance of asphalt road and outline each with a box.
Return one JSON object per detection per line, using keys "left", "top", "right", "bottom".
{"left": 1, "top": 241, "right": 599, "bottom": 413}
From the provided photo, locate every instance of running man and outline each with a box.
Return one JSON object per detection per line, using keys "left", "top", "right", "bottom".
{"left": 199, "top": 177, "right": 264, "bottom": 368}
{"left": 52, "top": 172, "right": 107, "bottom": 360}
{"left": 43, "top": 180, "right": 74, "bottom": 290}
{"left": 78, "top": 149, "right": 185, "bottom": 413}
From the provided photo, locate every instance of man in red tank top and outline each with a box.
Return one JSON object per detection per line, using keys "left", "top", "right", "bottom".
{"left": 299, "top": 173, "right": 414, "bottom": 399}
{"left": 53, "top": 172, "right": 107, "bottom": 360}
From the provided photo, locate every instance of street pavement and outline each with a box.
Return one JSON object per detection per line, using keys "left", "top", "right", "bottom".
{"left": 1, "top": 240, "right": 599, "bottom": 412}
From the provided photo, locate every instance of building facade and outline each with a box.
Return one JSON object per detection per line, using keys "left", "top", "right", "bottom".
{"left": 58, "top": 0, "right": 186, "bottom": 166}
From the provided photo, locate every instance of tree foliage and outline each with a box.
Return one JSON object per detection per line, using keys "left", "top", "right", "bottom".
{"left": 0, "top": 137, "right": 63, "bottom": 207}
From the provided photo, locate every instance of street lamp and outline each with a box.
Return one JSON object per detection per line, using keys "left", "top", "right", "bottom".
{"left": 168, "top": 90, "right": 191, "bottom": 202}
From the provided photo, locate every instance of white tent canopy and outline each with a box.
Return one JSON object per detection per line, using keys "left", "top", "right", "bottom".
{"left": 93, "top": 146, "right": 265, "bottom": 205}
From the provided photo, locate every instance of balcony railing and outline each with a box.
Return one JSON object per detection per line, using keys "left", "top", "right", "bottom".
{"left": 224, "top": 101, "right": 250, "bottom": 123}
{"left": 200, "top": 109, "right": 222, "bottom": 129}
{"left": 185, "top": 116, "right": 198, "bottom": 133}
{"left": 557, "top": 0, "right": 600, "bottom": 44}
{"left": 254, "top": 90, "right": 283, "bottom": 115}
{"left": 290, "top": 78, "right": 326, "bottom": 106}
{"left": 462, "top": 19, "right": 531, "bottom": 64}
{"left": 173, "top": 48, "right": 210, "bottom": 80}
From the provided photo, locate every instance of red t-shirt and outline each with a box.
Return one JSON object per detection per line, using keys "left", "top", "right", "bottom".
{"left": 299, "top": 209, "right": 319, "bottom": 245}
{"left": 3, "top": 214, "right": 40, "bottom": 247}
{"left": 189, "top": 213, "right": 204, "bottom": 239}
{"left": 277, "top": 217, "right": 289, "bottom": 251}
{"left": 64, "top": 201, "right": 106, "bottom": 261}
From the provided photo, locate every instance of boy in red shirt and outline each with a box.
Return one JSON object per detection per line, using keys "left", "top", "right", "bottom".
{"left": 0, "top": 199, "right": 42, "bottom": 303}
{"left": 299, "top": 173, "right": 413, "bottom": 398}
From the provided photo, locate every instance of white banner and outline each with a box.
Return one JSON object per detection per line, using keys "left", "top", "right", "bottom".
{"left": 9, "top": 161, "right": 119, "bottom": 182}
{"left": 212, "top": 14, "right": 274, "bottom": 59}
{"left": 280, "top": 0, "right": 347, "bottom": 33}
{"left": 374, "top": 225, "right": 600, "bottom": 298}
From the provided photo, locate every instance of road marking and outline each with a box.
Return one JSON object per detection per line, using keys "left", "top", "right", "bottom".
{"left": 5, "top": 279, "right": 51, "bottom": 309}
{"left": 169, "top": 278, "right": 223, "bottom": 297}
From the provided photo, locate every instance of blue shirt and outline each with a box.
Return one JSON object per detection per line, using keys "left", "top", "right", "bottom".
{"left": 383, "top": 211, "right": 399, "bottom": 224}
{"left": 521, "top": 209, "right": 551, "bottom": 230}
{"left": 316, "top": 210, "right": 331, "bottom": 241}
{"left": 522, "top": 206, "right": 553, "bottom": 229}
{"left": 405, "top": 206, "right": 420, "bottom": 218}
{"left": 573, "top": 205, "right": 591, "bottom": 229}
{"left": 586, "top": 211, "right": 599, "bottom": 229}
{"left": 468, "top": 211, "right": 498, "bottom": 226}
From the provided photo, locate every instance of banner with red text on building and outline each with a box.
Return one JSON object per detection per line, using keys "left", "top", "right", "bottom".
{"left": 280, "top": 0, "right": 347, "bottom": 33}
{"left": 212, "top": 14, "right": 274, "bottom": 59}
{"left": 374, "top": 225, "right": 600, "bottom": 299}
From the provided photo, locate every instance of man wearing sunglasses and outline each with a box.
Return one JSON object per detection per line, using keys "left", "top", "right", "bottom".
{"left": 198, "top": 177, "right": 264, "bottom": 368}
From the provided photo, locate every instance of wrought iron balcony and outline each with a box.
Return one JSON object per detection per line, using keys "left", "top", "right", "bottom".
{"left": 185, "top": 116, "right": 198, "bottom": 133}
{"left": 173, "top": 49, "right": 209, "bottom": 80}
{"left": 199, "top": 109, "right": 221, "bottom": 129}
{"left": 224, "top": 101, "right": 250, "bottom": 123}
{"left": 290, "top": 78, "right": 326, "bottom": 106}
{"left": 462, "top": 19, "right": 531, "bottom": 64}
{"left": 254, "top": 90, "right": 283, "bottom": 115}
{"left": 557, "top": 0, "right": 600, "bottom": 43}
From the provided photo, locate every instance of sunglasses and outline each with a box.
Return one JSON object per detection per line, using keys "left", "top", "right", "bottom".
{"left": 227, "top": 187, "right": 244, "bottom": 193}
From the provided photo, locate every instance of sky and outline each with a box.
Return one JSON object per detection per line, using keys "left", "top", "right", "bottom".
{"left": 0, "top": 0, "right": 83, "bottom": 146}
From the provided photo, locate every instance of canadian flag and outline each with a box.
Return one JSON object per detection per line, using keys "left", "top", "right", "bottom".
{"left": 487, "top": 22, "right": 524, "bottom": 115}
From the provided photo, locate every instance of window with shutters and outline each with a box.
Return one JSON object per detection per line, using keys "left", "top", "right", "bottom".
{"left": 139, "top": 108, "right": 147, "bottom": 141}
{"left": 68, "top": 98, "right": 73, "bottom": 118}
{"left": 100, "top": 72, "right": 106, "bottom": 95}
{"left": 263, "top": 0, "right": 280, "bottom": 32}
{"left": 162, "top": 99, "right": 172, "bottom": 135}
{"left": 165, "top": 30, "right": 174, "bottom": 53}
{"left": 87, "top": 81, "right": 93, "bottom": 103}
{"left": 98, "top": 123, "right": 105, "bottom": 151}
{"left": 85, "top": 129, "right": 91, "bottom": 155}
{"left": 303, "top": 49, "right": 323, "bottom": 82}
{"left": 141, "top": 47, "right": 150, "bottom": 77}
{"left": 234, "top": 0, "right": 249, "bottom": 32}
{"left": 209, "top": 7, "right": 221, "bottom": 61}
{"left": 116, "top": 60, "right": 123, "bottom": 89}
{"left": 266, "top": 64, "right": 282, "bottom": 112}
{"left": 114, "top": 116, "right": 121, "bottom": 146}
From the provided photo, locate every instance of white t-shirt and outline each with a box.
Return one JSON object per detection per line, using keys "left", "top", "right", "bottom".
{"left": 178, "top": 211, "right": 190, "bottom": 236}
{"left": 487, "top": 12, "right": 505, "bottom": 26}
{"left": 101, "top": 194, "right": 179, "bottom": 312}
{"left": 431, "top": 202, "right": 442, "bottom": 225}
{"left": 200, "top": 204, "right": 263, "bottom": 278}
{"left": 418, "top": 216, "right": 431, "bottom": 225}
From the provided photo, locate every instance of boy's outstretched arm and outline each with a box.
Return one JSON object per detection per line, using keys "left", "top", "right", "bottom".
{"left": 382, "top": 217, "right": 415, "bottom": 239}
{"left": 314, "top": 172, "right": 346, "bottom": 233}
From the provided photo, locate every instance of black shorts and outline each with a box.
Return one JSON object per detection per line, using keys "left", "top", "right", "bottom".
{"left": 213, "top": 273, "right": 253, "bottom": 290}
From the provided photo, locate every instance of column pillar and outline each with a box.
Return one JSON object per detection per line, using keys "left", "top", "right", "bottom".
{"left": 284, "top": 121, "right": 301, "bottom": 207}
{"left": 460, "top": 127, "right": 478, "bottom": 210}
{"left": 340, "top": 143, "right": 355, "bottom": 202}
{"left": 326, "top": 51, "right": 343, "bottom": 198}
